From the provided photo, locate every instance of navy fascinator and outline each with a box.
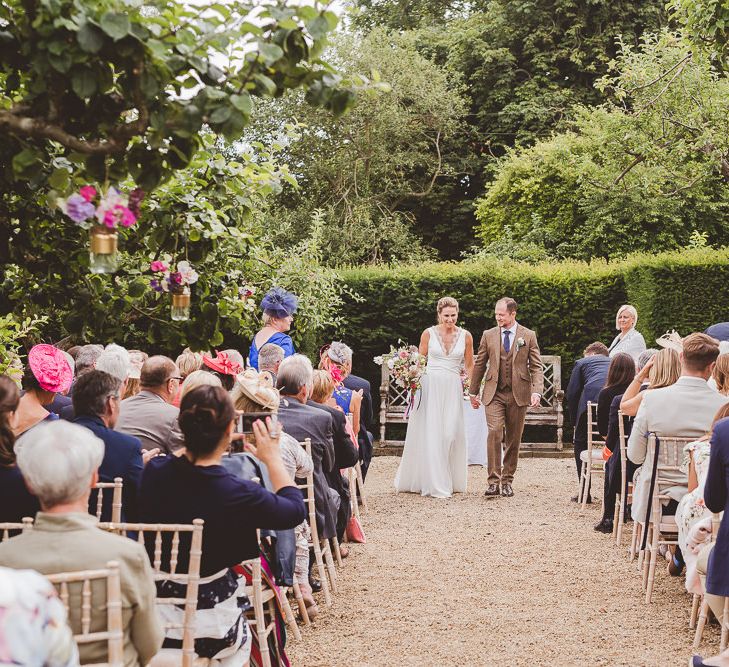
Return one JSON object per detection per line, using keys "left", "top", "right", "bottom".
{"left": 261, "top": 287, "right": 298, "bottom": 318}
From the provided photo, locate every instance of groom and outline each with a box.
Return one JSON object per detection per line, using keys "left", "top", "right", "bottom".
{"left": 469, "top": 297, "right": 544, "bottom": 497}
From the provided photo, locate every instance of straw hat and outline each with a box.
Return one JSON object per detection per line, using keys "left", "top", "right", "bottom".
{"left": 235, "top": 368, "right": 280, "bottom": 411}
{"left": 655, "top": 330, "right": 683, "bottom": 354}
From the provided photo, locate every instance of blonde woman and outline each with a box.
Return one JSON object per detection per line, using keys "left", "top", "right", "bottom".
{"left": 319, "top": 342, "right": 362, "bottom": 436}
{"left": 395, "top": 296, "right": 474, "bottom": 498}
{"left": 608, "top": 304, "right": 646, "bottom": 362}
{"left": 179, "top": 369, "right": 222, "bottom": 402}
{"left": 619, "top": 347, "right": 681, "bottom": 416}
{"left": 712, "top": 353, "right": 729, "bottom": 396}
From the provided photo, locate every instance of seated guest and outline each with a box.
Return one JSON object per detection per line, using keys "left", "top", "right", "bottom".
{"left": 566, "top": 342, "right": 611, "bottom": 486}
{"left": 608, "top": 304, "right": 646, "bottom": 361}
{"left": 678, "top": 404, "right": 729, "bottom": 585}
{"left": 116, "top": 355, "right": 184, "bottom": 454}
{"left": 122, "top": 350, "right": 148, "bottom": 400}
{"left": 223, "top": 348, "right": 245, "bottom": 372}
{"left": 258, "top": 342, "right": 285, "bottom": 386}
{"left": 319, "top": 342, "right": 363, "bottom": 436}
{"left": 0, "top": 421, "right": 163, "bottom": 666}
{"left": 309, "top": 369, "right": 358, "bottom": 550}
{"left": 59, "top": 344, "right": 103, "bottom": 419}
{"left": 705, "top": 322, "right": 729, "bottom": 342}
{"left": 0, "top": 374, "right": 40, "bottom": 522}
{"left": 139, "top": 386, "right": 305, "bottom": 664}
{"left": 231, "top": 369, "right": 318, "bottom": 615}
{"left": 248, "top": 287, "right": 298, "bottom": 370}
{"left": 628, "top": 333, "right": 729, "bottom": 529}
{"left": 342, "top": 356, "right": 375, "bottom": 479}
{"left": 276, "top": 355, "right": 338, "bottom": 544}
{"left": 620, "top": 347, "right": 681, "bottom": 417}
{"left": 0, "top": 567, "right": 78, "bottom": 666}
{"left": 173, "top": 349, "right": 203, "bottom": 406}
{"left": 47, "top": 350, "right": 75, "bottom": 416}
{"left": 693, "top": 416, "right": 729, "bottom": 667}
{"left": 180, "top": 369, "right": 222, "bottom": 403}
{"left": 202, "top": 350, "right": 241, "bottom": 391}
{"left": 711, "top": 352, "right": 729, "bottom": 396}
{"left": 72, "top": 370, "right": 146, "bottom": 522}
{"left": 14, "top": 344, "right": 73, "bottom": 438}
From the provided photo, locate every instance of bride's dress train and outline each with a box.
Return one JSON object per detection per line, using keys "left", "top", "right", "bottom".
{"left": 394, "top": 326, "right": 467, "bottom": 498}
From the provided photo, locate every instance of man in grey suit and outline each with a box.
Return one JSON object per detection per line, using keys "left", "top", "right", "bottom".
{"left": 115, "top": 355, "right": 184, "bottom": 454}
{"left": 276, "top": 354, "right": 338, "bottom": 542}
{"left": 629, "top": 332, "right": 729, "bottom": 526}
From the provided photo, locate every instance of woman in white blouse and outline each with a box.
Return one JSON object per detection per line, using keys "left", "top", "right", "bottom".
{"left": 608, "top": 304, "right": 646, "bottom": 362}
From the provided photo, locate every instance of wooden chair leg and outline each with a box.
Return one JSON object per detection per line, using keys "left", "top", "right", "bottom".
{"left": 280, "top": 587, "right": 302, "bottom": 641}
{"left": 578, "top": 462, "right": 587, "bottom": 505}
{"left": 644, "top": 526, "right": 659, "bottom": 603}
{"left": 312, "top": 541, "right": 332, "bottom": 607}
{"left": 629, "top": 520, "right": 639, "bottom": 561}
{"left": 348, "top": 468, "right": 361, "bottom": 523}
{"left": 331, "top": 536, "right": 343, "bottom": 567}
{"left": 355, "top": 461, "right": 368, "bottom": 512}
{"left": 612, "top": 492, "right": 620, "bottom": 540}
{"left": 581, "top": 464, "right": 591, "bottom": 511}
{"left": 291, "top": 581, "right": 310, "bottom": 626}
{"left": 721, "top": 597, "right": 729, "bottom": 651}
{"left": 693, "top": 597, "right": 710, "bottom": 650}
{"left": 690, "top": 593, "right": 701, "bottom": 630}
{"left": 616, "top": 494, "right": 625, "bottom": 546}
{"left": 320, "top": 540, "right": 338, "bottom": 594}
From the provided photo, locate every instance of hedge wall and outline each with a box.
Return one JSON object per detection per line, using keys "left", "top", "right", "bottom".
{"left": 331, "top": 248, "right": 729, "bottom": 395}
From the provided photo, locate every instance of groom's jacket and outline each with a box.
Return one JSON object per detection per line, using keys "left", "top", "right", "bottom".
{"left": 470, "top": 324, "right": 544, "bottom": 407}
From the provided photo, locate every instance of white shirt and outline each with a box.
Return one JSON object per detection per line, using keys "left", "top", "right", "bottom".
{"left": 501, "top": 322, "right": 517, "bottom": 350}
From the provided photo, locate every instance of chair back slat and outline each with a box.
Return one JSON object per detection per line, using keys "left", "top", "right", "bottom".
{"left": 0, "top": 516, "right": 34, "bottom": 542}
{"left": 47, "top": 561, "right": 124, "bottom": 667}
{"left": 97, "top": 520, "right": 204, "bottom": 667}
{"left": 92, "top": 478, "right": 123, "bottom": 523}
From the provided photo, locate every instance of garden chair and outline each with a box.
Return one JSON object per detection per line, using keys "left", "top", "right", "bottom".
{"left": 92, "top": 477, "right": 123, "bottom": 523}
{"left": 578, "top": 402, "right": 605, "bottom": 510}
{"left": 48, "top": 560, "right": 124, "bottom": 667}
{"left": 693, "top": 513, "right": 723, "bottom": 649}
{"left": 613, "top": 411, "right": 632, "bottom": 546}
{"left": 0, "top": 517, "right": 34, "bottom": 541}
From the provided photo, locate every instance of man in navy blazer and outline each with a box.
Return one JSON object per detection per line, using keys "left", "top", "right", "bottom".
{"left": 343, "top": 372, "right": 374, "bottom": 478}
{"left": 71, "top": 370, "right": 147, "bottom": 523}
{"left": 566, "top": 342, "right": 611, "bottom": 482}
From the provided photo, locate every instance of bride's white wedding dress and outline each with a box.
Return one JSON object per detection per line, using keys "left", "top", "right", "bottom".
{"left": 394, "top": 326, "right": 468, "bottom": 498}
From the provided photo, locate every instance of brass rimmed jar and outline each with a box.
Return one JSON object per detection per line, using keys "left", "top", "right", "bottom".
{"left": 170, "top": 286, "right": 191, "bottom": 321}
{"left": 89, "top": 228, "right": 118, "bottom": 274}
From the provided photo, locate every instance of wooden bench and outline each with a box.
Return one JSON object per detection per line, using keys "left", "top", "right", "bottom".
{"left": 378, "top": 354, "right": 564, "bottom": 451}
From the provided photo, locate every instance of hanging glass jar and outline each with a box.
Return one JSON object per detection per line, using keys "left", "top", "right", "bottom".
{"left": 89, "top": 228, "right": 118, "bottom": 274}
{"left": 171, "top": 286, "right": 191, "bottom": 321}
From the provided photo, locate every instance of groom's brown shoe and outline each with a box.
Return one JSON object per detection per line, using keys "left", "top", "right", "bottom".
{"left": 484, "top": 484, "right": 500, "bottom": 497}
{"left": 501, "top": 484, "right": 514, "bottom": 497}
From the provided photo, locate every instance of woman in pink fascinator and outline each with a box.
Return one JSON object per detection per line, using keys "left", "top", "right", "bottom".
{"left": 13, "top": 344, "right": 74, "bottom": 438}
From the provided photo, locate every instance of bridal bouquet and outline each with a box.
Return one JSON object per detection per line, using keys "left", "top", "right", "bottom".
{"left": 375, "top": 344, "right": 427, "bottom": 416}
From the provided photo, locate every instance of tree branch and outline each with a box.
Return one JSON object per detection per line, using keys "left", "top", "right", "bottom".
{"left": 628, "top": 53, "right": 692, "bottom": 93}
{"left": 613, "top": 154, "right": 646, "bottom": 185}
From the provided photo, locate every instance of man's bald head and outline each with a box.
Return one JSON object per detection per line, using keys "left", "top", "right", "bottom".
{"left": 140, "top": 355, "right": 178, "bottom": 388}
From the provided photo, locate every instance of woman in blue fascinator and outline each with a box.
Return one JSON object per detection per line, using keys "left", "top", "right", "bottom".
{"left": 248, "top": 287, "right": 298, "bottom": 370}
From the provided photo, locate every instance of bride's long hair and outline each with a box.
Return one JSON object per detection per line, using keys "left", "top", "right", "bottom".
{"left": 436, "top": 297, "right": 459, "bottom": 324}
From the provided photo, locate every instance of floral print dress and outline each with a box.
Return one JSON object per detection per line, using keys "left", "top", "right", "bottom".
{"left": 677, "top": 438, "right": 712, "bottom": 556}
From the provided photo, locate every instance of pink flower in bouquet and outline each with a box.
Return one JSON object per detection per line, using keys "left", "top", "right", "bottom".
{"left": 150, "top": 260, "right": 168, "bottom": 273}
{"left": 399, "top": 350, "right": 409, "bottom": 359}
{"left": 79, "top": 186, "right": 97, "bottom": 202}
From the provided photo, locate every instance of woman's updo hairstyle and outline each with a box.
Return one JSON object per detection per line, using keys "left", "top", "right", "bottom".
{"left": 0, "top": 375, "right": 20, "bottom": 466}
{"left": 437, "top": 297, "right": 459, "bottom": 319}
{"left": 178, "top": 385, "right": 236, "bottom": 461}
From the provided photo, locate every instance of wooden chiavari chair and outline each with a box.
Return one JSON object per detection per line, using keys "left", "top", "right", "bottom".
{"left": 640, "top": 435, "right": 694, "bottom": 603}
{"left": 613, "top": 410, "right": 632, "bottom": 545}
{"left": 296, "top": 438, "right": 333, "bottom": 607}
{"left": 48, "top": 560, "right": 124, "bottom": 667}
{"left": 98, "top": 520, "right": 203, "bottom": 667}
{"left": 578, "top": 401, "right": 605, "bottom": 510}
{"left": 92, "top": 478, "right": 123, "bottom": 523}
{"left": 693, "top": 513, "right": 722, "bottom": 649}
{"left": 0, "top": 517, "right": 34, "bottom": 541}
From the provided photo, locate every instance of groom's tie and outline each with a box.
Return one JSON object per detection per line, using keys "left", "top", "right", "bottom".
{"left": 503, "top": 329, "right": 511, "bottom": 353}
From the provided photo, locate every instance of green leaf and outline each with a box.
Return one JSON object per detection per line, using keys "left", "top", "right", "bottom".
{"left": 254, "top": 73, "right": 277, "bottom": 96}
{"left": 71, "top": 67, "right": 97, "bottom": 98}
{"left": 48, "top": 168, "right": 70, "bottom": 190}
{"left": 259, "top": 42, "right": 283, "bottom": 64}
{"left": 99, "top": 12, "right": 130, "bottom": 41}
{"left": 209, "top": 106, "right": 232, "bottom": 124}
{"left": 127, "top": 279, "right": 147, "bottom": 298}
{"left": 77, "top": 22, "right": 104, "bottom": 53}
{"left": 230, "top": 92, "right": 252, "bottom": 115}
{"left": 307, "top": 16, "right": 329, "bottom": 40}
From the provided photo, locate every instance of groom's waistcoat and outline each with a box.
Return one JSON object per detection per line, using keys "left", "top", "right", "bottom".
{"left": 498, "top": 341, "right": 512, "bottom": 390}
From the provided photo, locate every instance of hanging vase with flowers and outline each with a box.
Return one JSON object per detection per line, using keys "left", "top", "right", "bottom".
{"left": 59, "top": 185, "right": 144, "bottom": 273}
{"left": 149, "top": 259, "right": 199, "bottom": 321}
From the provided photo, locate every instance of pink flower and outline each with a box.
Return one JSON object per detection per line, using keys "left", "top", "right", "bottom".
{"left": 119, "top": 206, "right": 137, "bottom": 227}
{"left": 79, "top": 186, "right": 97, "bottom": 202}
{"left": 103, "top": 209, "right": 117, "bottom": 228}
{"left": 399, "top": 350, "right": 409, "bottom": 359}
{"left": 102, "top": 204, "right": 137, "bottom": 229}
{"left": 150, "top": 261, "right": 168, "bottom": 273}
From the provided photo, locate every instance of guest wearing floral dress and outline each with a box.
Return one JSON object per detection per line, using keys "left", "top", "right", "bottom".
{"left": 248, "top": 287, "right": 298, "bottom": 371}
{"left": 677, "top": 403, "right": 729, "bottom": 586}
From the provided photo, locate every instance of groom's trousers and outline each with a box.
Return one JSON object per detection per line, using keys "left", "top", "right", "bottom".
{"left": 485, "top": 389, "right": 528, "bottom": 486}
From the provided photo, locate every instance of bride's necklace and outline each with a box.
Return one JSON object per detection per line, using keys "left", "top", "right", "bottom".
{"left": 435, "top": 325, "right": 459, "bottom": 356}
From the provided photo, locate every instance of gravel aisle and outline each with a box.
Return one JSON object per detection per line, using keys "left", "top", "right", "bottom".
{"left": 289, "top": 456, "right": 715, "bottom": 666}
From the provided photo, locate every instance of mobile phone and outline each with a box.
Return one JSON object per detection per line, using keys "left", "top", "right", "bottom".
{"left": 237, "top": 412, "right": 270, "bottom": 434}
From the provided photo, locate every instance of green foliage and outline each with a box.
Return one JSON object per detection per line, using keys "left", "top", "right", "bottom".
{"left": 249, "top": 28, "right": 467, "bottom": 266}
{"left": 475, "top": 34, "right": 729, "bottom": 260}
{"left": 0, "top": 0, "right": 356, "bottom": 192}
{"left": 0, "top": 314, "right": 48, "bottom": 378}
{"left": 670, "top": 0, "right": 729, "bottom": 65}
{"left": 334, "top": 249, "right": 729, "bottom": 390}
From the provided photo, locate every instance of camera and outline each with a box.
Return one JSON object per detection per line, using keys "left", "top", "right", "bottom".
{"left": 237, "top": 412, "right": 270, "bottom": 434}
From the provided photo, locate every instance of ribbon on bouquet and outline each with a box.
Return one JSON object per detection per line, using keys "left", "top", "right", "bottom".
{"left": 404, "top": 388, "right": 422, "bottom": 419}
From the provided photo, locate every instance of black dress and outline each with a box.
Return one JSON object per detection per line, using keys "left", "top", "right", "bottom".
{"left": 0, "top": 465, "right": 40, "bottom": 523}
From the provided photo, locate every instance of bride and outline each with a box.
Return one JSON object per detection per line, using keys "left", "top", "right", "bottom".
{"left": 394, "top": 296, "right": 474, "bottom": 498}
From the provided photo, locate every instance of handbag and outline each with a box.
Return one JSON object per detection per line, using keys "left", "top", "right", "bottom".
{"left": 346, "top": 515, "right": 366, "bottom": 543}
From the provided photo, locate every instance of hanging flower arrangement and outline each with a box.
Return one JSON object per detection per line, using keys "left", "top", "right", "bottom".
{"left": 59, "top": 185, "right": 144, "bottom": 274}
{"left": 149, "top": 258, "right": 199, "bottom": 321}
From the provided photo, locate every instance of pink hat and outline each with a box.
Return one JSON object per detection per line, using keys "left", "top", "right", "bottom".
{"left": 27, "top": 344, "right": 74, "bottom": 393}
{"left": 202, "top": 350, "right": 241, "bottom": 376}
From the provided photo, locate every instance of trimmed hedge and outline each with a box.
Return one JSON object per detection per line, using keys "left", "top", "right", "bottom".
{"left": 332, "top": 249, "right": 729, "bottom": 395}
